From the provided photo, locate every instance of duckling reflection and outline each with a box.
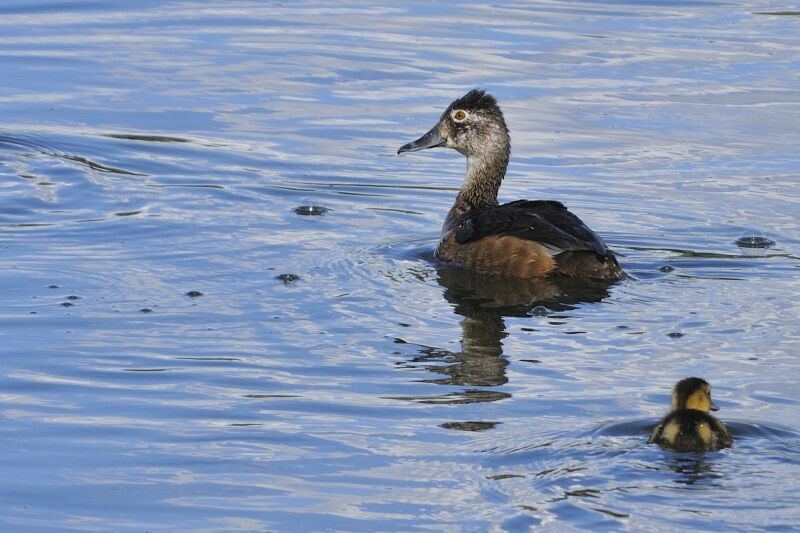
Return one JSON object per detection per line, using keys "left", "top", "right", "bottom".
{"left": 666, "top": 456, "right": 718, "bottom": 486}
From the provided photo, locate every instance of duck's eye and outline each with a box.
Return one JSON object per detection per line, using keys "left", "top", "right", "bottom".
{"left": 453, "top": 110, "right": 467, "bottom": 121}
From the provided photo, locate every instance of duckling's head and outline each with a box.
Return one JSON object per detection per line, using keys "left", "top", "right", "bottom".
{"left": 398, "top": 89, "right": 509, "bottom": 160}
{"left": 671, "top": 377, "right": 719, "bottom": 413}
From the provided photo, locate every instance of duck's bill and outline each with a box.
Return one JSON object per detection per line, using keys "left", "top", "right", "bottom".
{"left": 710, "top": 400, "right": 719, "bottom": 411}
{"left": 397, "top": 125, "right": 446, "bottom": 154}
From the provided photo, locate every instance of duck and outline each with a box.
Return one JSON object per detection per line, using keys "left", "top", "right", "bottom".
{"left": 648, "top": 377, "right": 732, "bottom": 452}
{"left": 398, "top": 89, "right": 624, "bottom": 280}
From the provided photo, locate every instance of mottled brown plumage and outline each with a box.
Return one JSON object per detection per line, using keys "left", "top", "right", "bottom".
{"left": 398, "top": 89, "right": 624, "bottom": 280}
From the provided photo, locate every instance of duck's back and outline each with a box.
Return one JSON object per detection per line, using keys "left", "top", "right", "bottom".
{"left": 436, "top": 200, "right": 624, "bottom": 280}
{"left": 649, "top": 409, "right": 732, "bottom": 452}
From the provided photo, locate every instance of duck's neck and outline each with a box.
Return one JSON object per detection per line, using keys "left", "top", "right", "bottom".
{"left": 441, "top": 150, "right": 508, "bottom": 237}
{"left": 455, "top": 147, "right": 509, "bottom": 211}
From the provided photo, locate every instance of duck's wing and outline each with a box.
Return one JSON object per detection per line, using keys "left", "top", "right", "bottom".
{"left": 455, "top": 200, "right": 608, "bottom": 256}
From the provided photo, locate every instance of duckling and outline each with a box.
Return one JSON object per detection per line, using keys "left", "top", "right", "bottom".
{"left": 649, "top": 377, "right": 732, "bottom": 452}
{"left": 398, "top": 89, "right": 624, "bottom": 280}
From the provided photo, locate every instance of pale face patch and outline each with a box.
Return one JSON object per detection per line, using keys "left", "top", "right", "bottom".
{"left": 438, "top": 121, "right": 453, "bottom": 144}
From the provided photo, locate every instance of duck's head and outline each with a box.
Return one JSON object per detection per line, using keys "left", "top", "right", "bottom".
{"left": 671, "top": 377, "right": 719, "bottom": 412}
{"left": 398, "top": 89, "right": 509, "bottom": 160}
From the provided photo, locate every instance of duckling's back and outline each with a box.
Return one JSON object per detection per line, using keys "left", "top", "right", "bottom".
{"left": 649, "top": 409, "right": 732, "bottom": 452}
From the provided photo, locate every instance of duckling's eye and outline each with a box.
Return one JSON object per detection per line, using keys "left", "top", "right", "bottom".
{"left": 453, "top": 110, "right": 467, "bottom": 121}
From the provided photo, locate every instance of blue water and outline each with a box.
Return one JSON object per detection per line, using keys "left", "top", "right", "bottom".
{"left": 1, "top": 1, "right": 799, "bottom": 530}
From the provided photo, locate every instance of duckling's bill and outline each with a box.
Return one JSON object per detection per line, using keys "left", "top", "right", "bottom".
{"left": 398, "top": 125, "right": 446, "bottom": 154}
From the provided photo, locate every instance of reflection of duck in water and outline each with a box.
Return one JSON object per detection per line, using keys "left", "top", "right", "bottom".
{"left": 399, "top": 276, "right": 510, "bottom": 390}
{"left": 415, "top": 306, "right": 509, "bottom": 389}
{"left": 649, "top": 377, "right": 732, "bottom": 452}
{"left": 399, "top": 89, "right": 624, "bottom": 281}
{"left": 418, "top": 265, "right": 612, "bottom": 390}
{"left": 437, "top": 265, "right": 612, "bottom": 312}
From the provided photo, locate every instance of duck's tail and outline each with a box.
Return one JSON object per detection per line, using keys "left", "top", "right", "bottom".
{"left": 554, "top": 251, "right": 625, "bottom": 281}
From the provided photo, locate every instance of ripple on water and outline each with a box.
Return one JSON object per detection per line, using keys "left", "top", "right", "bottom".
{"left": 591, "top": 419, "right": 799, "bottom": 441}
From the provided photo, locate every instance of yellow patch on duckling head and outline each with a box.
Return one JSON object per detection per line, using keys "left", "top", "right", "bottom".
{"left": 672, "top": 377, "right": 714, "bottom": 412}
{"left": 685, "top": 385, "right": 712, "bottom": 412}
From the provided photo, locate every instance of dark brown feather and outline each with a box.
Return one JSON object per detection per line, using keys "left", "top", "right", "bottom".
{"left": 455, "top": 200, "right": 608, "bottom": 256}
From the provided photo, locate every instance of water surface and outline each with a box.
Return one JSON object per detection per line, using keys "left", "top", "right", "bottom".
{"left": 1, "top": 1, "right": 799, "bottom": 530}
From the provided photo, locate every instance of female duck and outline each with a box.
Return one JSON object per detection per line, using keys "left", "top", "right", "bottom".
{"left": 649, "top": 377, "right": 732, "bottom": 452}
{"left": 398, "top": 89, "right": 624, "bottom": 280}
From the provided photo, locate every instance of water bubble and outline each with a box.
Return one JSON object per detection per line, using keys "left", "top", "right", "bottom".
{"left": 294, "top": 201, "right": 329, "bottom": 216}
{"left": 530, "top": 305, "right": 549, "bottom": 317}
{"left": 658, "top": 265, "right": 674, "bottom": 273}
{"left": 276, "top": 273, "right": 300, "bottom": 284}
{"left": 736, "top": 230, "right": 775, "bottom": 249}
{"left": 186, "top": 290, "right": 204, "bottom": 298}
